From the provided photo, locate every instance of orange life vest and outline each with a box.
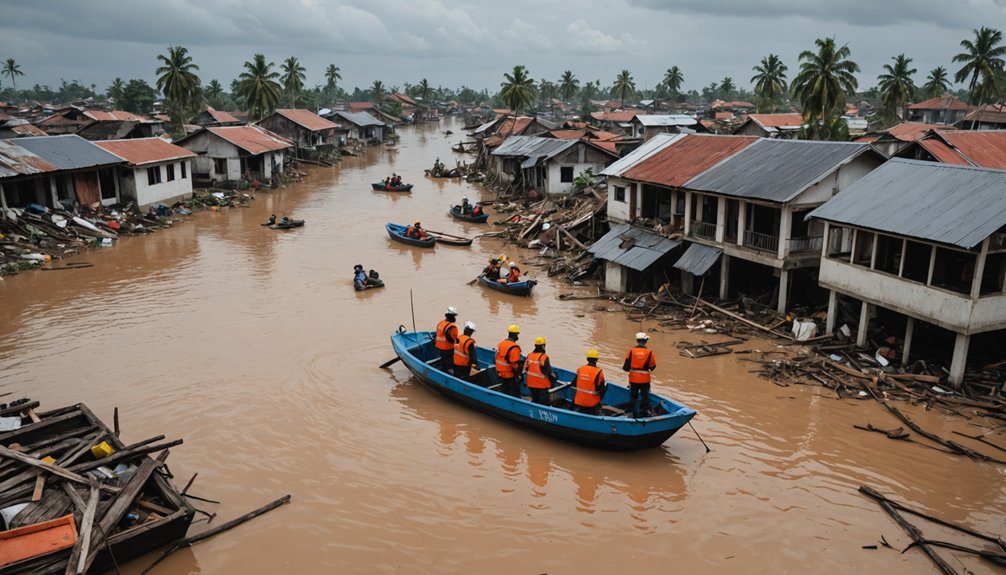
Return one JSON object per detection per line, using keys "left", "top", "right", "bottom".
{"left": 495, "top": 339, "right": 520, "bottom": 378}
{"left": 574, "top": 364, "right": 604, "bottom": 407}
{"left": 435, "top": 320, "right": 458, "bottom": 351}
{"left": 507, "top": 268, "right": 520, "bottom": 283}
{"left": 454, "top": 334, "right": 476, "bottom": 367}
{"left": 524, "top": 351, "right": 551, "bottom": 389}
{"left": 625, "top": 346, "right": 655, "bottom": 384}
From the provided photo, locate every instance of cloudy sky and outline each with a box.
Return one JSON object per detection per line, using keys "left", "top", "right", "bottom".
{"left": 1, "top": 0, "right": 1004, "bottom": 96}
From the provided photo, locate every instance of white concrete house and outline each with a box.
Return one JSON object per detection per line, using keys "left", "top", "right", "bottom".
{"left": 175, "top": 126, "right": 292, "bottom": 185}
{"left": 809, "top": 159, "right": 1006, "bottom": 385}
{"left": 95, "top": 138, "right": 195, "bottom": 209}
{"left": 490, "top": 135, "right": 617, "bottom": 197}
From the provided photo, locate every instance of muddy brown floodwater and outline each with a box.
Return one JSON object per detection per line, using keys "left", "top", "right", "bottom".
{"left": 1, "top": 118, "right": 1004, "bottom": 574}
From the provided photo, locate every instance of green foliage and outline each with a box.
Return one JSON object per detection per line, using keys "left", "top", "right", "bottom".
{"left": 877, "top": 54, "right": 917, "bottom": 120}
{"left": 500, "top": 65, "right": 535, "bottom": 114}
{"left": 791, "top": 37, "right": 859, "bottom": 140}
{"left": 155, "top": 46, "right": 200, "bottom": 129}
{"left": 611, "top": 69, "right": 636, "bottom": 104}
{"left": 238, "top": 54, "right": 281, "bottom": 120}
{"left": 923, "top": 66, "right": 951, "bottom": 99}
{"left": 751, "top": 54, "right": 788, "bottom": 112}
{"left": 559, "top": 70, "right": 579, "bottom": 102}
{"left": 281, "top": 56, "right": 306, "bottom": 108}
{"left": 953, "top": 26, "right": 1006, "bottom": 105}
{"left": 119, "top": 79, "right": 156, "bottom": 113}
{"left": 573, "top": 168, "right": 595, "bottom": 191}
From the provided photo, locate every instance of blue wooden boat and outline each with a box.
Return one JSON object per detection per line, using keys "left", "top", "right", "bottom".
{"left": 479, "top": 275, "right": 536, "bottom": 296}
{"left": 386, "top": 223, "right": 436, "bottom": 247}
{"left": 372, "top": 182, "right": 413, "bottom": 192}
{"left": 449, "top": 205, "right": 489, "bottom": 223}
{"left": 389, "top": 329, "right": 697, "bottom": 450}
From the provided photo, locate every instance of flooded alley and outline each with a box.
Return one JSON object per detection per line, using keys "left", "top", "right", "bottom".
{"left": 1, "top": 119, "right": 1003, "bottom": 574}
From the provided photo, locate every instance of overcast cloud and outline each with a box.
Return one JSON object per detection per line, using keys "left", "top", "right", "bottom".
{"left": 1, "top": 0, "right": 1004, "bottom": 96}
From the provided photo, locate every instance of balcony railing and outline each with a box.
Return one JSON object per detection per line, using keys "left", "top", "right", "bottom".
{"left": 744, "top": 230, "right": 779, "bottom": 252}
{"left": 789, "top": 235, "right": 824, "bottom": 253}
{"left": 691, "top": 220, "right": 717, "bottom": 240}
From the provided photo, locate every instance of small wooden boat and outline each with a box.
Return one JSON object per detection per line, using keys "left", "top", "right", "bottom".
{"left": 386, "top": 223, "right": 436, "bottom": 247}
{"left": 389, "top": 329, "right": 697, "bottom": 450}
{"left": 424, "top": 228, "right": 473, "bottom": 247}
{"left": 448, "top": 205, "right": 489, "bottom": 223}
{"left": 424, "top": 168, "right": 462, "bottom": 178}
{"left": 372, "top": 182, "right": 413, "bottom": 192}
{"left": 269, "top": 219, "right": 305, "bottom": 230}
{"left": 479, "top": 275, "right": 537, "bottom": 296}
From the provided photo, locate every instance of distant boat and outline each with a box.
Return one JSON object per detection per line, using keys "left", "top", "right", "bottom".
{"left": 386, "top": 223, "right": 436, "bottom": 247}
{"left": 448, "top": 205, "right": 489, "bottom": 223}
{"left": 269, "top": 219, "right": 305, "bottom": 230}
{"left": 389, "top": 329, "right": 698, "bottom": 450}
{"left": 479, "top": 275, "right": 536, "bottom": 296}
{"left": 372, "top": 182, "right": 413, "bottom": 192}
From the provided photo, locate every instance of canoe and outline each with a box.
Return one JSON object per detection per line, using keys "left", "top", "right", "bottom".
{"left": 386, "top": 223, "right": 436, "bottom": 247}
{"left": 389, "top": 330, "right": 697, "bottom": 450}
{"left": 425, "top": 228, "right": 473, "bottom": 246}
{"left": 425, "top": 168, "right": 461, "bottom": 178}
{"left": 372, "top": 182, "right": 413, "bottom": 192}
{"left": 448, "top": 205, "right": 489, "bottom": 223}
{"left": 269, "top": 219, "right": 305, "bottom": 229}
{"left": 479, "top": 275, "right": 537, "bottom": 296}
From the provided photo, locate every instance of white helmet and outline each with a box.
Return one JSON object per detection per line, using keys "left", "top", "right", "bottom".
{"left": 464, "top": 321, "right": 476, "bottom": 331}
{"left": 446, "top": 306, "right": 458, "bottom": 315}
{"left": 509, "top": 262, "right": 518, "bottom": 268}
{"left": 463, "top": 196, "right": 469, "bottom": 202}
{"left": 635, "top": 332, "right": 649, "bottom": 340}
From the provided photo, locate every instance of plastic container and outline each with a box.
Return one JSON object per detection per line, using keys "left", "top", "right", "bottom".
{"left": 90, "top": 441, "right": 114, "bottom": 459}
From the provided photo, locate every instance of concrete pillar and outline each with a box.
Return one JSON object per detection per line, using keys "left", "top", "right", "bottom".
{"left": 778, "top": 207, "right": 792, "bottom": 259}
{"left": 949, "top": 332, "right": 971, "bottom": 387}
{"left": 826, "top": 290, "right": 838, "bottom": 334}
{"left": 683, "top": 192, "right": 692, "bottom": 236}
{"left": 856, "top": 301, "right": 871, "bottom": 347}
{"left": 719, "top": 254, "right": 731, "bottom": 299}
{"left": 737, "top": 201, "right": 747, "bottom": 247}
{"left": 902, "top": 317, "right": 915, "bottom": 367}
{"left": 970, "top": 238, "right": 989, "bottom": 300}
{"left": 715, "top": 197, "right": 726, "bottom": 243}
{"left": 605, "top": 262, "right": 628, "bottom": 293}
{"left": 777, "top": 269, "right": 789, "bottom": 314}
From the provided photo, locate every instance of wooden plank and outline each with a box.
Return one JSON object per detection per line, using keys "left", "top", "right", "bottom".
{"left": 65, "top": 485, "right": 99, "bottom": 575}
{"left": 32, "top": 472, "right": 45, "bottom": 501}
{"left": 0, "top": 445, "right": 100, "bottom": 488}
{"left": 27, "top": 408, "right": 42, "bottom": 423}
{"left": 0, "top": 410, "right": 82, "bottom": 444}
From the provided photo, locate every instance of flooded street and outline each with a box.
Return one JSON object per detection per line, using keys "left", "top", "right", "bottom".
{"left": 2, "top": 119, "right": 1003, "bottom": 574}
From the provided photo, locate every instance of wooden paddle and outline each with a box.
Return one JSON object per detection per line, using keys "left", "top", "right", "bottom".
{"left": 424, "top": 229, "right": 469, "bottom": 241}
{"left": 379, "top": 357, "right": 401, "bottom": 368}
{"left": 467, "top": 272, "right": 485, "bottom": 286}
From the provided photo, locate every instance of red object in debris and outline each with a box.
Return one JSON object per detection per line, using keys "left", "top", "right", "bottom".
{"left": 0, "top": 514, "right": 78, "bottom": 567}
{"left": 106, "top": 220, "right": 121, "bottom": 230}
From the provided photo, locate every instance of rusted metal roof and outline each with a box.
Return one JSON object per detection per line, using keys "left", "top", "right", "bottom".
{"left": 601, "top": 133, "right": 683, "bottom": 177}
{"left": 491, "top": 135, "right": 578, "bottom": 168}
{"left": 273, "top": 109, "right": 339, "bottom": 132}
{"left": 907, "top": 94, "right": 969, "bottom": 111}
{"left": 961, "top": 104, "right": 1006, "bottom": 125}
{"left": 881, "top": 122, "right": 950, "bottom": 141}
{"left": 808, "top": 159, "right": 1006, "bottom": 249}
{"left": 622, "top": 134, "right": 758, "bottom": 188}
{"left": 9, "top": 123, "right": 47, "bottom": 136}
{"left": 917, "top": 139, "right": 971, "bottom": 165}
{"left": 177, "top": 126, "right": 293, "bottom": 155}
{"left": 590, "top": 111, "right": 637, "bottom": 123}
{"left": 588, "top": 223, "right": 681, "bottom": 271}
{"left": 15, "top": 134, "right": 122, "bottom": 171}
{"left": 936, "top": 130, "right": 1006, "bottom": 169}
{"left": 748, "top": 113, "right": 803, "bottom": 128}
{"left": 206, "top": 107, "right": 241, "bottom": 124}
{"left": 0, "top": 139, "right": 58, "bottom": 177}
{"left": 95, "top": 137, "right": 195, "bottom": 166}
{"left": 83, "top": 109, "right": 144, "bottom": 122}
{"left": 685, "top": 139, "right": 881, "bottom": 203}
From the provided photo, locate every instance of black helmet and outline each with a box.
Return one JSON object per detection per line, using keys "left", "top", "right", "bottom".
{"left": 354, "top": 264, "right": 363, "bottom": 271}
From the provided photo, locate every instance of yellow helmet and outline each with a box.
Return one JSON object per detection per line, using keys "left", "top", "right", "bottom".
{"left": 586, "top": 349, "right": 599, "bottom": 359}
{"left": 507, "top": 324, "right": 520, "bottom": 334}
{"left": 534, "top": 337, "right": 546, "bottom": 345}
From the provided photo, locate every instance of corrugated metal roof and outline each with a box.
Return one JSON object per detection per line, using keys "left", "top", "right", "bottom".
{"left": 600, "top": 133, "right": 683, "bottom": 177}
{"left": 10, "top": 123, "right": 46, "bottom": 136}
{"left": 673, "top": 243, "right": 722, "bottom": 276}
{"left": 490, "top": 135, "right": 577, "bottom": 168}
{"left": 330, "top": 111, "right": 385, "bottom": 127}
{"left": 274, "top": 109, "right": 340, "bottom": 132}
{"left": 907, "top": 94, "right": 969, "bottom": 111}
{"left": 591, "top": 111, "right": 637, "bottom": 123}
{"left": 685, "top": 139, "right": 879, "bottom": 203}
{"left": 587, "top": 223, "right": 681, "bottom": 271}
{"left": 635, "top": 115, "right": 698, "bottom": 127}
{"left": 936, "top": 130, "right": 1006, "bottom": 169}
{"left": 206, "top": 107, "right": 241, "bottom": 124}
{"left": 83, "top": 110, "right": 145, "bottom": 122}
{"left": 880, "top": 122, "right": 948, "bottom": 141}
{"left": 95, "top": 138, "right": 195, "bottom": 166}
{"left": 14, "top": 134, "right": 122, "bottom": 171}
{"left": 176, "top": 126, "right": 292, "bottom": 155}
{"left": 473, "top": 118, "right": 500, "bottom": 135}
{"left": 749, "top": 113, "right": 804, "bottom": 128}
{"left": 962, "top": 104, "right": 1006, "bottom": 125}
{"left": 0, "top": 139, "right": 58, "bottom": 177}
{"left": 917, "top": 139, "right": 971, "bottom": 165}
{"left": 808, "top": 158, "right": 1006, "bottom": 249}
{"left": 623, "top": 134, "right": 758, "bottom": 188}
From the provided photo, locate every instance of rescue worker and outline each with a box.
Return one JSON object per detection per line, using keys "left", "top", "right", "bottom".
{"left": 623, "top": 332, "right": 656, "bottom": 417}
{"left": 406, "top": 220, "right": 426, "bottom": 239}
{"left": 265, "top": 214, "right": 277, "bottom": 226}
{"left": 460, "top": 197, "right": 472, "bottom": 214}
{"left": 353, "top": 264, "right": 368, "bottom": 291}
{"left": 435, "top": 306, "right": 459, "bottom": 374}
{"left": 483, "top": 257, "right": 501, "bottom": 281}
{"left": 453, "top": 321, "right": 478, "bottom": 378}
{"left": 524, "top": 337, "right": 559, "bottom": 406}
{"left": 472, "top": 204, "right": 484, "bottom": 217}
{"left": 505, "top": 262, "right": 521, "bottom": 284}
{"left": 495, "top": 324, "right": 523, "bottom": 397}
{"left": 574, "top": 349, "right": 606, "bottom": 415}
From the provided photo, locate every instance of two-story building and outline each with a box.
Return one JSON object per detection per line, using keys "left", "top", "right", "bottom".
{"left": 174, "top": 126, "right": 292, "bottom": 186}
{"left": 681, "top": 139, "right": 885, "bottom": 312}
{"left": 95, "top": 138, "right": 195, "bottom": 209}
{"left": 906, "top": 94, "right": 969, "bottom": 126}
{"left": 809, "top": 159, "right": 1006, "bottom": 385}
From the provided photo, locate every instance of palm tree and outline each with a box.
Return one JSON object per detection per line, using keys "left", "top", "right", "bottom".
{"left": 499, "top": 65, "right": 535, "bottom": 115}
{"left": 280, "top": 57, "right": 306, "bottom": 108}
{"left": 324, "top": 64, "right": 341, "bottom": 91}
{"left": 923, "top": 66, "right": 951, "bottom": 99}
{"left": 371, "top": 80, "right": 385, "bottom": 104}
{"left": 663, "top": 66, "right": 684, "bottom": 97}
{"left": 559, "top": 70, "right": 579, "bottom": 103}
{"left": 238, "top": 54, "right": 281, "bottom": 120}
{"left": 204, "top": 79, "right": 225, "bottom": 108}
{"left": 3, "top": 59, "right": 24, "bottom": 102}
{"left": 107, "top": 77, "right": 126, "bottom": 104}
{"left": 751, "top": 54, "right": 788, "bottom": 112}
{"left": 877, "top": 54, "right": 917, "bottom": 121}
{"left": 155, "top": 46, "right": 200, "bottom": 131}
{"left": 953, "top": 26, "right": 1006, "bottom": 105}
{"left": 719, "top": 77, "right": 735, "bottom": 99}
{"left": 417, "top": 78, "right": 431, "bottom": 103}
{"left": 791, "top": 37, "right": 860, "bottom": 139}
{"left": 611, "top": 69, "right": 636, "bottom": 105}
{"left": 538, "top": 79, "right": 557, "bottom": 106}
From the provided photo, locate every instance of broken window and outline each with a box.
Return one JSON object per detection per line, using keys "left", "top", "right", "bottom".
{"left": 147, "top": 166, "right": 162, "bottom": 186}
{"left": 614, "top": 186, "right": 625, "bottom": 202}
{"left": 980, "top": 252, "right": 1006, "bottom": 295}
{"left": 560, "top": 166, "right": 574, "bottom": 183}
{"left": 213, "top": 158, "right": 227, "bottom": 175}
{"left": 902, "top": 241, "right": 931, "bottom": 283}
{"left": 853, "top": 230, "right": 874, "bottom": 266}
{"left": 931, "top": 247, "right": 976, "bottom": 295}
{"left": 827, "top": 225, "right": 852, "bottom": 260}
{"left": 180, "top": 161, "right": 187, "bottom": 179}
{"left": 166, "top": 163, "right": 175, "bottom": 182}
{"left": 874, "top": 234, "right": 903, "bottom": 275}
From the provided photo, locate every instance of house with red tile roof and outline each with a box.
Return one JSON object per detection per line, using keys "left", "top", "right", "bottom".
{"left": 196, "top": 107, "right": 244, "bottom": 127}
{"left": 895, "top": 129, "right": 1006, "bottom": 169}
{"left": 95, "top": 138, "right": 196, "bottom": 208}
{"left": 258, "top": 109, "right": 345, "bottom": 160}
{"left": 732, "top": 113, "right": 804, "bottom": 138}
{"left": 855, "top": 122, "right": 951, "bottom": 156}
{"left": 174, "top": 126, "right": 292, "bottom": 185}
{"left": 906, "top": 94, "right": 969, "bottom": 126}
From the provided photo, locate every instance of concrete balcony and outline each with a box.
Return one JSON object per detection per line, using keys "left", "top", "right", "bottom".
{"left": 743, "top": 230, "right": 779, "bottom": 252}
{"left": 691, "top": 220, "right": 716, "bottom": 240}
